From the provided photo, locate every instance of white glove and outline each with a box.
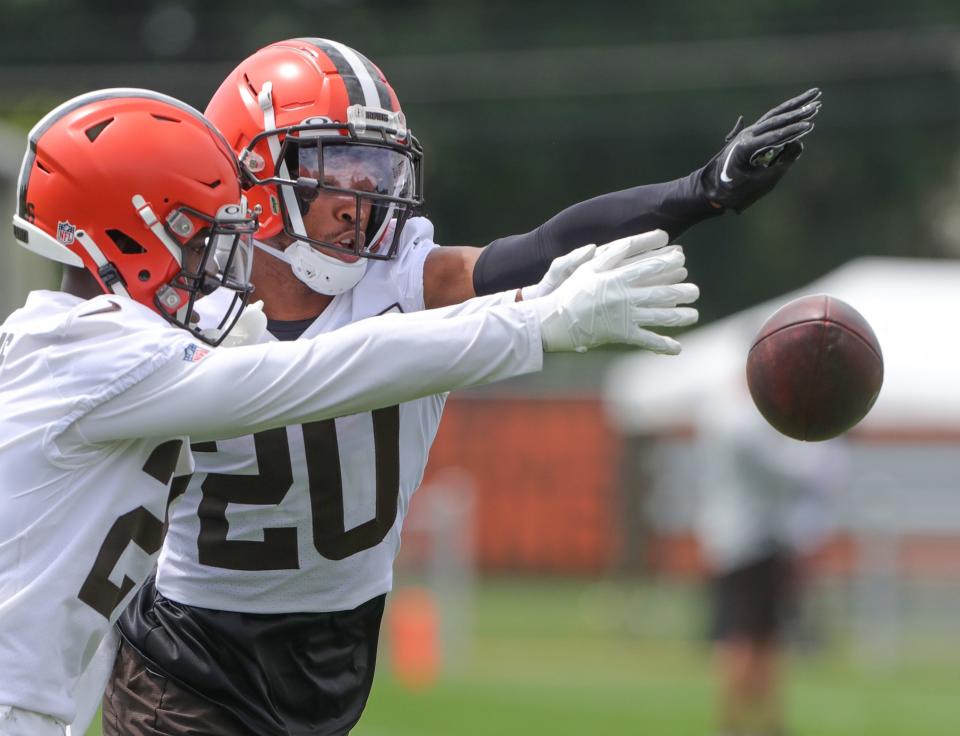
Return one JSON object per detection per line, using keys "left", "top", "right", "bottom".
{"left": 520, "top": 243, "right": 596, "bottom": 300}
{"left": 526, "top": 232, "right": 699, "bottom": 354}
{"left": 519, "top": 228, "right": 673, "bottom": 300}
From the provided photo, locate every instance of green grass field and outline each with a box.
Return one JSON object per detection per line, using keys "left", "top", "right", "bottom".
{"left": 87, "top": 578, "right": 960, "bottom": 735}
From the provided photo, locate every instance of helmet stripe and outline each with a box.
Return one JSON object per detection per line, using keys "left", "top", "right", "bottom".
{"left": 299, "top": 38, "right": 394, "bottom": 111}
{"left": 325, "top": 40, "right": 394, "bottom": 110}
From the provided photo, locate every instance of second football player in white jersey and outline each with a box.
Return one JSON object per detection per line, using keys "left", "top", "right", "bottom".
{"left": 108, "top": 39, "right": 818, "bottom": 736}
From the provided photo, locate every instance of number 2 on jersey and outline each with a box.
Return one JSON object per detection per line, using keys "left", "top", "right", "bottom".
{"left": 78, "top": 440, "right": 186, "bottom": 619}
{"left": 197, "top": 405, "right": 400, "bottom": 570}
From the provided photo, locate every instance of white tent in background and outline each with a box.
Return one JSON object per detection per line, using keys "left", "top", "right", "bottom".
{"left": 604, "top": 257, "right": 960, "bottom": 663}
{"left": 605, "top": 257, "right": 960, "bottom": 437}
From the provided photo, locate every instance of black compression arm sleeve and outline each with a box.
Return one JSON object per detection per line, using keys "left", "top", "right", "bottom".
{"left": 472, "top": 167, "right": 721, "bottom": 295}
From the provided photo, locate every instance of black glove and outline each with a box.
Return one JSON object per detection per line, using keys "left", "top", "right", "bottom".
{"left": 699, "top": 87, "right": 821, "bottom": 212}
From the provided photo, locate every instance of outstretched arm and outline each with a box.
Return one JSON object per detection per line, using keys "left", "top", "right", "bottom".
{"left": 72, "top": 302, "right": 544, "bottom": 444}
{"left": 424, "top": 88, "right": 820, "bottom": 308}
{"left": 424, "top": 172, "right": 713, "bottom": 308}
{"left": 71, "top": 234, "right": 698, "bottom": 445}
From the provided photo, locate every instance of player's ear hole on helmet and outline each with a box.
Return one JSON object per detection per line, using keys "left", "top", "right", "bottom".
{"left": 105, "top": 229, "right": 147, "bottom": 255}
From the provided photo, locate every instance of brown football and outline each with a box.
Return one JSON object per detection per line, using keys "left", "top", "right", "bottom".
{"left": 746, "top": 294, "right": 883, "bottom": 441}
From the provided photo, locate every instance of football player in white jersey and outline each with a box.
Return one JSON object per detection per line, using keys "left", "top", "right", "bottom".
{"left": 0, "top": 87, "right": 703, "bottom": 736}
{"left": 107, "top": 40, "right": 819, "bottom": 736}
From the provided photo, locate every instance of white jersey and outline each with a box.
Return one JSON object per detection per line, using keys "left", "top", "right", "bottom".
{"left": 156, "top": 218, "right": 491, "bottom": 613}
{"left": 0, "top": 292, "right": 198, "bottom": 726}
{"left": 0, "top": 271, "right": 542, "bottom": 723}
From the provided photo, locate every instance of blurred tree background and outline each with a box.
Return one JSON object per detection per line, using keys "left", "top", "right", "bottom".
{"left": 0, "top": 0, "right": 958, "bottom": 323}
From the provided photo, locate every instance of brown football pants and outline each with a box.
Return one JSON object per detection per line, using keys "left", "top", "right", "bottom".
{"left": 101, "top": 638, "right": 257, "bottom": 736}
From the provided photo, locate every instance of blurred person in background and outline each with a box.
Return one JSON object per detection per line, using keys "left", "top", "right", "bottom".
{"left": 106, "top": 38, "right": 820, "bottom": 736}
{"left": 696, "top": 381, "right": 841, "bottom": 736}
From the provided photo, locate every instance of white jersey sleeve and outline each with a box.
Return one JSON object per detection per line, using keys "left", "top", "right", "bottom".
{"left": 69, "top": 297, "right": 542, "bottom": 445}
{"left": 378, "top": 289, "right": 518, "bottom": 321}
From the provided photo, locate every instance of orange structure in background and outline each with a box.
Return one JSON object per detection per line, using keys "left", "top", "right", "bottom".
{"left": 420, "top": 396, "right": 960, "bottom": 579}
{"left": 421, "top": 396, "right": 622, "bottom": 573}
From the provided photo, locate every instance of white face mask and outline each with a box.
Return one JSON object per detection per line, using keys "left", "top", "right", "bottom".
{"left": 254, "top": 239, "right": 367, "bottom": 295}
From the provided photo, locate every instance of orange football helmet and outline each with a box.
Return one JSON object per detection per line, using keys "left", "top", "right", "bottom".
{"left": 205, "top": 38, "right": 423, "bottom": 265}
{"left": 12, "top": 89, "right": 256, "bottom": 344}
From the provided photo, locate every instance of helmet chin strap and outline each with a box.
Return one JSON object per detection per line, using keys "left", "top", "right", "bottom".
{"left": 254, "top": 239, "right": 366, "bottom": 296}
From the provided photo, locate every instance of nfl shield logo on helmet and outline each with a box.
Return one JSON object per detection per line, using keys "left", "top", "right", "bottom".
{"left": 56, "top": 220, "right": 77, "bottom": 245}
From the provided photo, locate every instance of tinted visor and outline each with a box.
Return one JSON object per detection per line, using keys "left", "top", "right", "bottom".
{"left": 294, "top": 143, "right": 417, "bottom": 259}
{"left": 301, "top": 143, "right": 415, "bottom": 203}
